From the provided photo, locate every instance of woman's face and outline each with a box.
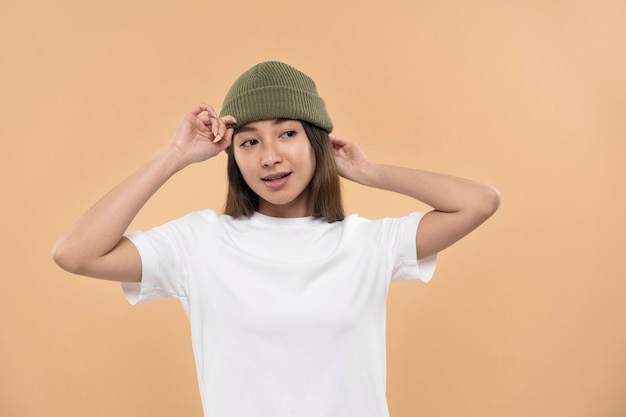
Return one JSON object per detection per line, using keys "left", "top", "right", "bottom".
{"left": 232, "top": 119, "right": 316, "bottom": 218}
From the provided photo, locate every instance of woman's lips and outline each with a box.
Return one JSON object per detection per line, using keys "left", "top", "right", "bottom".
{"left": 262, "top": 172, "right": 291, "bottom": 188}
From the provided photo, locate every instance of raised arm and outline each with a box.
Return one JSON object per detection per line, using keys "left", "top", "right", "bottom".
{"left": 52, "top": 104, "right": 236, "bottom": 282}
{"left": 331, "top": 135, "right": 501, "bottom": 260}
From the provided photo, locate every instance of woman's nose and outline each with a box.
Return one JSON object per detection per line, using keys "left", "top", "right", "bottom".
{"left": 261, "top": 143, "right": 282, "bottom": 167}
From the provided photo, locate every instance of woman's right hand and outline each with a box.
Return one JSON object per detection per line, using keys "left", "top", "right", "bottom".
{"left": 168, "top": 103, "right": 237, "bottom": 166}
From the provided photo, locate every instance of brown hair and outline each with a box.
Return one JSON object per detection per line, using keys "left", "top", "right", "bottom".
{"left": 223, "top": 121, "right": 345, "bottom": 222}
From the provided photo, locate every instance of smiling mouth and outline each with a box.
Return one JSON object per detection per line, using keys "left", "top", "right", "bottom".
{"left": 262, "top": 172, "right": 291, "bottom": 182}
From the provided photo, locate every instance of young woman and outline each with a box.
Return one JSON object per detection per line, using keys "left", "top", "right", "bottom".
{"left": 53, "top": 61, "right": 500, "bottom": 417}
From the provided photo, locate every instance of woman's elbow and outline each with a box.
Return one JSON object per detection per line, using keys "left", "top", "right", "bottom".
{"left": 478, "top": 185, "right": 502, "bottom": 219}
{"left": 52, "top": 239, "right": 84, "bottom": 274}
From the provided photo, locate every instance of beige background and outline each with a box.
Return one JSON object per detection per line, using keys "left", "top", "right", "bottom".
{"left": 2, "top": 0, "right": 625, "bottom": 416}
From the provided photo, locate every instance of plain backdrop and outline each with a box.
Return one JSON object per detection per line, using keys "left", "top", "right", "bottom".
{"left": 1, "top": 0, "right": 625, "bottom": 416}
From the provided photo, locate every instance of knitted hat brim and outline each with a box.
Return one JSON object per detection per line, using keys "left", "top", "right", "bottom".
{"left": 222, "top": 87, "right": 333, "bottom": 133}
{"left": 219, "top": 61, "right": 333, "bottom": 133}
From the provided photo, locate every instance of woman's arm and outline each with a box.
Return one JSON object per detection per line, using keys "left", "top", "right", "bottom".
{"left": 52, "top": 104, "right": 235, "bottom": 281}
{"left": 331, "top": 135, "right": 501, "bottom": 260}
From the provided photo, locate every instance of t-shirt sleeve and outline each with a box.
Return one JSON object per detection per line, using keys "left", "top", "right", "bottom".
{"left": 120, "top": 215, "right": 197, "bottom": 312}
{"left": 386, "top": 212, "right": 437, "bottom": 283}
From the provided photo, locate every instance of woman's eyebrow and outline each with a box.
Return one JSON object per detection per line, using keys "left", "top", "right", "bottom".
{"left": 235, "top": 125, "right": 256, "bottom": 134}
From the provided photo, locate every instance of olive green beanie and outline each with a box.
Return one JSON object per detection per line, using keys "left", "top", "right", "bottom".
{"left": 219, "top": 61, "right": 333, "bottom": 133}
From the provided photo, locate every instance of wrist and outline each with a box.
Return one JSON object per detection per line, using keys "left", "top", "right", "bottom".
{"left": 154, "top": 145, "right": 191, "bottom": 177}
{"left": 352, "top": 161, "right": 381, "bottom": 187}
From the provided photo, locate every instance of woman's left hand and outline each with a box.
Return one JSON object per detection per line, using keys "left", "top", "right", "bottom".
{"left": 330, "top": 135, "right": 370, "bottom": 183}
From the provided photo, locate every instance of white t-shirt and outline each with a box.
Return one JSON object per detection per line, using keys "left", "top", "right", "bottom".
{"left": 122, "top": 210, "right": 436, "bottom": 417}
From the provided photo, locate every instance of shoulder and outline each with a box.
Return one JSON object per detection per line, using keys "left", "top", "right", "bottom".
{"left": 343, "top": 212, "right": 425, "bottom": 230}
{"left": 159, "top": 209, "right": 221, "bottom": 229}
{"left": 175, "top": 209, "right": 238, "bottom": 226}
{"left": 134, "top": 209, "right": 227, "bottom": 241}
{"left": 339, "top": 213, "right": 427, "bottom": 255}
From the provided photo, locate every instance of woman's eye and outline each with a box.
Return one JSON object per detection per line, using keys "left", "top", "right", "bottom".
{"left": 241, "top": 139, "right": 258, "bottom": 147}
{"left": 282, "top": 130, "right": 297, "bottom": 138}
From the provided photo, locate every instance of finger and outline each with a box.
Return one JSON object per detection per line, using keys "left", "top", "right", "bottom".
{"left": 333, "top": 146, "right": 347, "bottom": 158}
{"left": 200, "top": 112, "right": 219, "bottom": 137}
{"left": 213, "top": 128, "right": 227, "bottom": 143}
{"left": 329, "top": 134, "right": 348, "bottom": 147}
{"left": 224, "top": 127, "right": 234, "bottom": 142}
{"left": 224, "top": 129, "right": 235, "bottom": 147}
{"left": 215, "top": 128, "right": 234, "bottom": 147}
{"left": 212, "top": 115, "right": 225, "bottom": 140}
{"left": 207, "top": 105, "right": 219, "bottom": 119}
{"left": 198, "top": 113, "right": 212, "bottom": 126}
{"left": 208, "top": 106, "right": 223, "bottom": 137}
{"left": 190, "top": 103, "right": 211, "bottom": 116}
{"left": 214, "top": 114, "right": 238, "bottom": 142}
{"left": 220, "top": 115, "right": 237, "bottom": 125}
